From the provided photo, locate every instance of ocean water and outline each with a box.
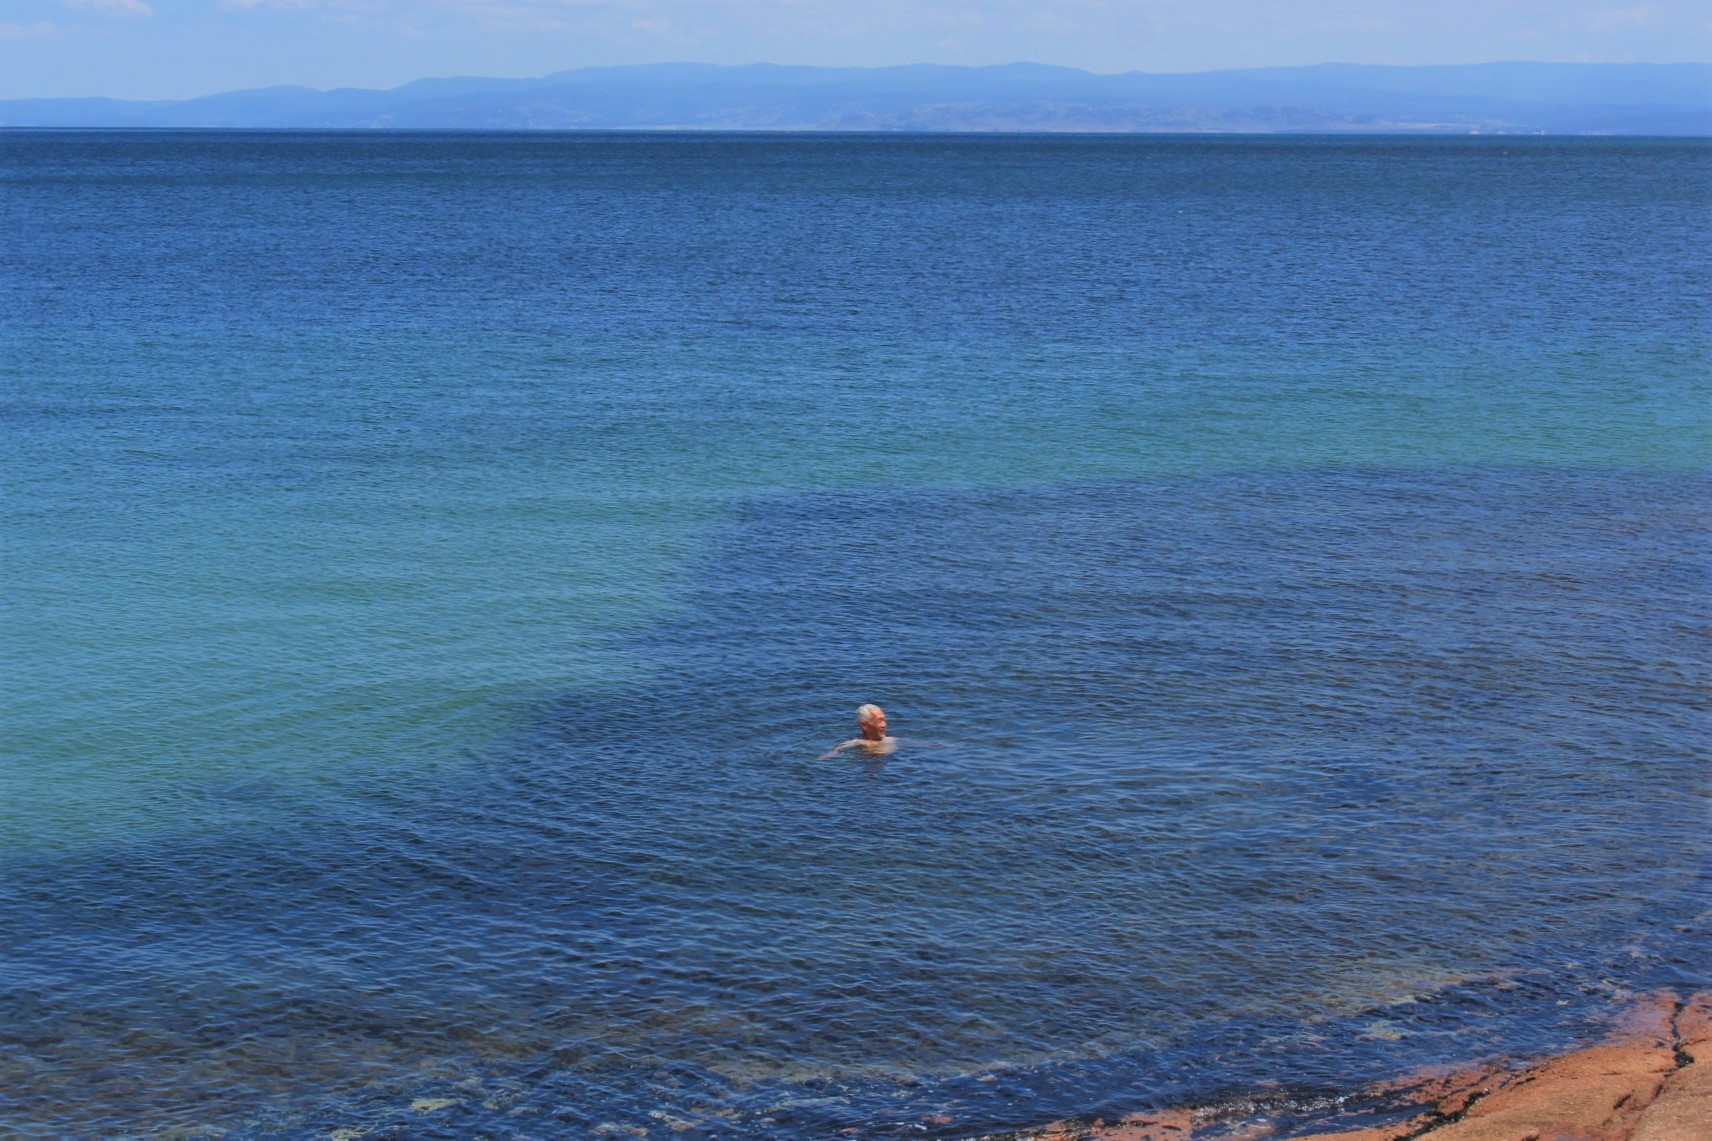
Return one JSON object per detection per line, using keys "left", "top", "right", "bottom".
{"left": 1, "top": 132, "right": 1708, "bottom": 1138}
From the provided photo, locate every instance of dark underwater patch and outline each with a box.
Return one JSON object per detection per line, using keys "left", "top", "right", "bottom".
{"left": 2, "top": 469, "right": 1707, "bottom": 1138}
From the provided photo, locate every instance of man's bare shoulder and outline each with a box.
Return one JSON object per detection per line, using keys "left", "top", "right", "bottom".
{"left": 819, "top": 735, "right": 899, "bottom": 759}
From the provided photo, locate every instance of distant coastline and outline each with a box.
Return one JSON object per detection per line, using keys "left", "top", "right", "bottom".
{"left": 3, "top": 61, "right": 1709, "bottom": 134}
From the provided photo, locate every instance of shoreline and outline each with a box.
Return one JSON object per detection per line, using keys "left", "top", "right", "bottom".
{"left": 998, "top": 989, "right": 1710, "bottom": 1141}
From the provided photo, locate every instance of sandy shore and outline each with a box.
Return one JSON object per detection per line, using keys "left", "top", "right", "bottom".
{"left": 1002, "top": 989, "right": 1710, "bottom": 1141}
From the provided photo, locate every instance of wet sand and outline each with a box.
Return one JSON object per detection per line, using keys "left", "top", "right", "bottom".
{"left": 1003, "top": 990, "right": 1711, "bottom": 1141}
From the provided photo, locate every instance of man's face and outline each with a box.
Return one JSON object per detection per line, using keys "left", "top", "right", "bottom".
{"left": 861, "top": 710, "right": 887, "bottom": 739}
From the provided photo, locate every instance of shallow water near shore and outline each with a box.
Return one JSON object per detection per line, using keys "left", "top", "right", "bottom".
{"left": 2, "top": 132, "right": 1709, "bottom": 1136}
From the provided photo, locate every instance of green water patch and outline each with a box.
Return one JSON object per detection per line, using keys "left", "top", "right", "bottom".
{"left": 4, "top": 323, "right": 1707, "bottom": 856}
{"left": 2, "top": 466, "right": 1705, "bottom": 1137}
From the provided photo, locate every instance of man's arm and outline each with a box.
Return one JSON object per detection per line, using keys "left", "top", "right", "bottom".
{"left": 818, "top": 738, "right": 860, "bottom": 760}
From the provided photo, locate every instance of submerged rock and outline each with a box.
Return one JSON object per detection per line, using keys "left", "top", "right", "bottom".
{"left": 1005, "top": 989, "right": 1712, "bottom": 1141}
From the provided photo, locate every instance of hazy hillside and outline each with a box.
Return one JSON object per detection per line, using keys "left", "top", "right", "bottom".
{"left": 3, "top": 62, "right": 1708, "bottom": 133}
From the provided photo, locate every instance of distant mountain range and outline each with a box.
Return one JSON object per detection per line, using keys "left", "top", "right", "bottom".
{"left": 4, "top": 62, "right": 1709, "bottom": 134}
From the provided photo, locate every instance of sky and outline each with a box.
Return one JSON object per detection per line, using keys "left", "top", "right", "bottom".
{"left": 3, "top": 0, "right": 1710, "bottom": 101}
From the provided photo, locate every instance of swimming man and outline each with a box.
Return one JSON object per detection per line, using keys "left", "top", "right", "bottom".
{"left": 820, "top": 704, "right": 898, "bottom": 758}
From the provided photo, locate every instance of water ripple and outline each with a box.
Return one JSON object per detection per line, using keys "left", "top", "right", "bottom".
{"left": 1, "top": 470, "right": 1706, "bottom": 1136}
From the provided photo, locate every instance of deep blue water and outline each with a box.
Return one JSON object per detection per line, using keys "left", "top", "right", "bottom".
{"left": 1, "top": 132, "right": 1709, "bottom": 1138}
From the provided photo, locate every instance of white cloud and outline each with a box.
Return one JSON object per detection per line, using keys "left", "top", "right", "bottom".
{"left": 0, "top": 20, "right": 58, "bottom": 38}
{"left": 1584, "top": 5, "right": 1660, "bottom": 30}
{"left": 219, "top": 0, "right": 384, "bottom": 10}
{"left": 58, "top": 0, "right": 155, "bottom": 16}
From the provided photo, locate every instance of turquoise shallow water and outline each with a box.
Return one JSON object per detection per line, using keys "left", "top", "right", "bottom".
{"left": 1, "top": 132, "right": 1709, "bottom": 1137}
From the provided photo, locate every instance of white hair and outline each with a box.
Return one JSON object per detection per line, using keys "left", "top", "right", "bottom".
{"left": 856, "top": 704, "right": 884, "bottom": 723}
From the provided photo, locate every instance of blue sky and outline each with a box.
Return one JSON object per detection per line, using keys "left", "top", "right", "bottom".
{"left": 4, "top": 0, "right": 1710, "bottom": 100}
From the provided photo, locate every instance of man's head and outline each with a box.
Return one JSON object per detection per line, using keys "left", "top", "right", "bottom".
{"left": 856, "top": 704, "right": 887, "bottom": 741}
